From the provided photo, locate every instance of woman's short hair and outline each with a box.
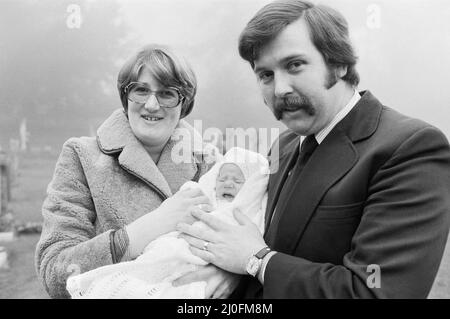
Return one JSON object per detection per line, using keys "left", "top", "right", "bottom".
{"left": 117, "top": 44, "right": 197, "bottom": 119}
{"left": 238, "top": 0, "right": 359, "bottom": 87}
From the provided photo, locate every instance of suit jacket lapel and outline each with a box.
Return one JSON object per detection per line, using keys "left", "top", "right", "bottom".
{"left": 272, "top": 129, "right": 357, "bottom": 253}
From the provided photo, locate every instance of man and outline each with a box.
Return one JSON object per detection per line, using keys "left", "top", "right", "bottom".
{"left": 177, "top": 0, "right": 450, "bottom": 298}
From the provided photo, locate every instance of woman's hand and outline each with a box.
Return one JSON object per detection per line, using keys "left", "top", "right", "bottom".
{"left": 157, "top": 187, "right": 213, "bottom": 227}
{"left": 173, "top": 264, "right": 241, "bottom": 299}
{"left": 126, "top": 187, "right": 212, "bottom": 258}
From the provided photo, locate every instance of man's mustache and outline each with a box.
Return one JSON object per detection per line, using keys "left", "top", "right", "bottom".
{"left": 273, "top": 95, "right": 315, "bottom": 120}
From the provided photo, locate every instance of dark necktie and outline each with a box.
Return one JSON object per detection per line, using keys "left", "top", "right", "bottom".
{"left": 265, "top": 135, "right": 319, "bottom": 246}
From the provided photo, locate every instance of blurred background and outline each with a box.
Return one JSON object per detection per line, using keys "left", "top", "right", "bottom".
{"left": 0, "top": 0, "right": 449, "bottom": 298}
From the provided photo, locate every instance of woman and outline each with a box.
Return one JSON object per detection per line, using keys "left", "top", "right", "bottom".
{"left": 35, "top": 44, "right": 237, "bottom": 298}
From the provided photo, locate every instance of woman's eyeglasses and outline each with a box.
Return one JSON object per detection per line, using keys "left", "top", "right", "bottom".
{"left": 124, "top": 82, "right": 184, "bottom": 108}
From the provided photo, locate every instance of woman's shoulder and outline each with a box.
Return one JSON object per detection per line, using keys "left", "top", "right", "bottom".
{"left": 58, "top": 136, "right": 103, "bottom": 165}
{"left": 62, "top": 136, "right": 99, "bottom": 153}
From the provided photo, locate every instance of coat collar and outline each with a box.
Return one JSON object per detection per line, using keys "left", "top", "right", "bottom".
{"left": 265, "top": 90, "right": 384, "bottom": 253}
{"left": 96, "top": 109, "right": 200, "bottom": 199}
{"left": 336, "top": 90, "right": 383, "bottom": 143}
{"left": 96, "top": 109, "right": 136, "bottom": 152}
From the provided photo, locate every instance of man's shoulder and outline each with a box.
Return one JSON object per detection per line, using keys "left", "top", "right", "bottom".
{"left": 381, "top": 106, "right": 431, "bottom": 131}
{"left": 355, "top": 104, "right": 450, "bottom": 169}
{"left": 378, "top": 106, "right": 448, "bottom": 144}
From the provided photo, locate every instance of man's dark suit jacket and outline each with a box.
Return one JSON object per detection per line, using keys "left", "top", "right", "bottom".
{"left": 234, "top": 91, "right": 450, "bottom": 298}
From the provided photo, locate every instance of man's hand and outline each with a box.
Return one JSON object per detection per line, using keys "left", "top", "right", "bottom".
{"left": 173, "top": 264, "right": 241, "bottom": 299}
{"left": 177, "top": 208, "right": 267, "bottom": 274}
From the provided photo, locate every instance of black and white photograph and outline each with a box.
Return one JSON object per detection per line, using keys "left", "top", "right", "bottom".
{"left": 0, "top": 0, "right": 449, "bottom": 301}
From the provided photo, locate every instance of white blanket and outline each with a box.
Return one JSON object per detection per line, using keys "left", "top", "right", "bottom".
{"left": 66, "top": 147, "right": 269, "bottom": 298}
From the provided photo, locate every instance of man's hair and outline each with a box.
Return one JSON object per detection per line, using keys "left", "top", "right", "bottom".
{"left": 238, "top": 0, "right": 359, "bottom": 86}
{"left": 117, "top": 44, "right": 197, "bottom": 118}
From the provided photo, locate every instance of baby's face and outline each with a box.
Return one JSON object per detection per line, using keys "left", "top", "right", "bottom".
{"left": 216, "top": 163, "right": 245, "bottom": 202}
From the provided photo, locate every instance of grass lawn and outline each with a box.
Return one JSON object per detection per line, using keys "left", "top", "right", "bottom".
{"left": 0, "top": 151, "right": 448, "bottom": 299}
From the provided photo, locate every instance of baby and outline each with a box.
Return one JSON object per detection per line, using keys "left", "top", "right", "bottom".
{"left": 67, "top": 147, "right": 268, "bottom": 299}
{"left": 216, "top": 163, "right": 246, "bottom": 203}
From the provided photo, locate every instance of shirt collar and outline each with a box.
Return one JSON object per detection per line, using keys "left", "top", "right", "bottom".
{"left": 305, "top": 89, "right": 361, "bottom": 146}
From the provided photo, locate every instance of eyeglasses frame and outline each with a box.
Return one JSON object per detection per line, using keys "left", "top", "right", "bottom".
{"left": 124, "top": 81, "right": 185, "bottom": 108}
